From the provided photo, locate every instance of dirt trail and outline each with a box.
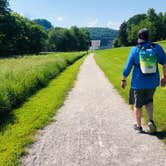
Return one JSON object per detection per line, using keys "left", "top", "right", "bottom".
{"left": 22, "top": 53, "right": 166, "bottom": 166}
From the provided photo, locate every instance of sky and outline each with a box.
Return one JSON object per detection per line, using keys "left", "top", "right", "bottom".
{"left": 10, "top": 0, "right": 166, "bottom": 30}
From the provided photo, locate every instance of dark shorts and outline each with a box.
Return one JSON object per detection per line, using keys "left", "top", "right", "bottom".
{"left": 129, "top": 88, "right": 156, "bottom": 108}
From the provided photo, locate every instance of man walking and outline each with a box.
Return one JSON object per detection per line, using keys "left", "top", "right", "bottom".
{"left": 121, "top": 28, "right": 166, "bottom": 133}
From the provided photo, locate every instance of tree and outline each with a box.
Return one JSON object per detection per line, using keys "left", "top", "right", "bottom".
{"left": 146, "top": 8, "right": 158, "bottom": 41}
{"left": 47, "top": 26, "right": 90, "bottom": 52}
{"left": 117, "top": 8, "right": 165, "bottom": 46}
{"left": 156, "top": 12, "right": 165, "bottom": 40}
{"left": 79, "top": 28, "right": 90, "bottom": 50}
{"left": 0, "top": 12, "right": 47, "bottom": 56}
{"left": 69, "top": 26, "right": 90, "bottom": 51}
{"left": 0, "top": 13, "right": 17, "bottom": 55}
{"left": 47, "top": 27, "right": 64, "bottom": 51}
{"left": 112, "top": 38, "right": 120, "bottom": 48}
{"left": 0, "top": 0, "right": 10, "bottom": 14}
{"left": 70, "top": 26, "right": 81, "bottom": 50}
{"left": 127, "top": 14, "right": 146, "bottom": 28}
{"left": 27, "top": 22, "right": 47, "bottom": 53}
{"left": 163, "top": 12, "right": 166, "bottom": 40}
{"left": 118, "top": 21, "right": 128, "bottom": 46}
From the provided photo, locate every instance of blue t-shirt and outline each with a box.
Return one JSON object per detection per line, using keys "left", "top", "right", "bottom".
{"left": 122, "top": 41, "right": 166, "bottom": 89}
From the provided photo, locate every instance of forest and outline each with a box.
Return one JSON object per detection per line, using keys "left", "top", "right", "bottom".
{"left": 113, "top": 8, "right": 166, "bottom": 47}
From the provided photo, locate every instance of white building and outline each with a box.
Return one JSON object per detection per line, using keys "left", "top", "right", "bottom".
{"left": 91, "top": 40, "right": 101, "bottom": 50}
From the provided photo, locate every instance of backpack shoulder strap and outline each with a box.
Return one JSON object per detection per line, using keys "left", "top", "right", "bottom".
{"left": 137, "top": 43, "right": 155, "bottom": 49}
{"left": 150, "top": 43, "right": 155, "bottom": 48}
{"left": 137, "top": 44, "right": 145, "bottom": 50}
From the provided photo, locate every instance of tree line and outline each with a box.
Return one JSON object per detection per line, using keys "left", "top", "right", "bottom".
{"left": 113, "top": 8, "right": 166, "bottom": 47}
{"left": 0, "top": 0, "right": 90, "bottom": 56}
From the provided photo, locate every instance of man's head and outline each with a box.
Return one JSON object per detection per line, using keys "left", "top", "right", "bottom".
{"left": 137, "top": 28, "right": 150, "bottom": 43}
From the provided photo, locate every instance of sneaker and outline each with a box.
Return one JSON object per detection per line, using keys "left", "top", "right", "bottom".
{"left": 133, "top": 124, "right": 143, "bottom": 133}
{"left": 148, "top": 120, "right": 156, "bottom": 134}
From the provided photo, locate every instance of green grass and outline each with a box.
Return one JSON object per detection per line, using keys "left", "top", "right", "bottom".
{"left": 0, "top": 52, "right": 85, "bottom": 112}
{"left": 94, "top": 41, "right": 166, "bottom": 143}
{"left": 0, "top": 55, "right": 86, "bottom": 166}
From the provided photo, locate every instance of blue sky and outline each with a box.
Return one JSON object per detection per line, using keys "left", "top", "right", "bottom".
{"left": 10, "top": 0, "right": 166, "bottom": 29}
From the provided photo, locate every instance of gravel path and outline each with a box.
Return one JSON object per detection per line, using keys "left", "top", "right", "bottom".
{"left": 22, "top": 53, "right": 166, "bottom": 166}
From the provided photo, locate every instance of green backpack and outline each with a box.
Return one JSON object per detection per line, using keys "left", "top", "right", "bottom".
{"left": 138, "top": 44, "right": 158, "bottom": 74}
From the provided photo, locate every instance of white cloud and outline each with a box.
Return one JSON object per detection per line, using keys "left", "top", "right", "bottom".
{"left": 107, "top": 21, "right": 121, "bottom": 30}
{"left": 87, "top": 18, "right": 99, "bottom": 27}
{"left": 56, "top": 16, "right": 65, "bottom": 22}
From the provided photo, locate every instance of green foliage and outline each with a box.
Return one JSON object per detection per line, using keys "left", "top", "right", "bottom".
{"left": 84, "top": 27, "right": 118, "bottom": 48}
{"left": 0, "top": 52, "right": 85, "bottom": 113}
{"left": 94, "top": 41, "right": 166, "bottom": 143}
{"left": 0, "top": 12, "right": 47, "bottom": 55}
{"left": 112, "top": 38, "right": 121, "bottom": 48}
{"left": 118, "top": 22, "right": 128, "bottom": 46}
{"left": 33, "top": 19, "right": 53, "bottom": 30}
{"left": 117, "top": 9, "right": 166, "bottom": 47}
{"left": 127, "top": 14, "right": 146, "bottom": 26}
{"left": 47, "top": 26, "right": 90, "bottom": 51}
{"left": 0, "top": 0, "right": 10, "bottom": 14}
{"left": 0, "top": 55, "right": 86, "bottom": 166}
{"left": 79, "top": 28, "right": 91, "bottom": 50}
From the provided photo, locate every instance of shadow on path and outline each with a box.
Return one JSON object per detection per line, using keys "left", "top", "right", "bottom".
{"left": 155, "top": 131, "right": 166, "bottom": 140}
{"left": 139, "top": 129, "right": 166, "bottom": 142}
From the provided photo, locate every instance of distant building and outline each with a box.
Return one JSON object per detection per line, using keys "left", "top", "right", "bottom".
{"left": 91, "top": 40, "right": 101, "bottom": 50}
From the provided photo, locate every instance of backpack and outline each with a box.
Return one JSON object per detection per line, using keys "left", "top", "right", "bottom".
{"left": 138, "top": 43, "right": 158, "bottom": 74}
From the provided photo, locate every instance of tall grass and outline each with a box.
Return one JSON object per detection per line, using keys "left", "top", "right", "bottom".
{"left": 94, "top": 41, "right": 166, "bottom": 143}
{"left": 0, "top": 52, "right": 85, "bottom": 112}
{"left": 0, "top": 55, "right": 86, "bottom": 166}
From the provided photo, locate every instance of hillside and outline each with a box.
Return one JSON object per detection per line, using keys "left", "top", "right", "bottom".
{"left": 33, "top": 19, "right": 53, "bottom": 30}
{"left": 84, "top": 27, "right": 118, "bottom": 49}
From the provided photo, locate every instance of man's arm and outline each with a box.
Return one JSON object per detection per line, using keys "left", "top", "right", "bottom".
{"left": 121, "top": 48, "right": 135, "bottom": 89}
{"left": 156, "top": 44, "right": 166, "bottom": 87}
{"left": 163, "top": 64, "right": 166, "bottom": 78}
{"left": 161, "top": 64, "right": 166, "bottom": 87}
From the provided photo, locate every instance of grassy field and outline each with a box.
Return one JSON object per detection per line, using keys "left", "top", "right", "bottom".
{"left": 94, "top": 41, "right": 166, "bottom": 143}
{"left": 0, "top": 52, "right": 85, "bottom": 113}
{"left": 0, "top": 54, "right": 86, "bottom": 166}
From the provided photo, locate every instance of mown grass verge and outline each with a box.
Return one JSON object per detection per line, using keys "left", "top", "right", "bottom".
{"left": 94, "top": 41, "right": 166, "bottom": 143}
{"left": 0, "top": 52, "right": 85, "bottom": 113}
{"left": 0, "top": 55, "right": 86, "bottom": 166}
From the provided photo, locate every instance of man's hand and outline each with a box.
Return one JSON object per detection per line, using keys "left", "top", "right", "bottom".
{"left": 160, "top": 77, "right": 166, "bottom": 87}
{"left": 121, "top": 80, "right": 127, "bottom": 89}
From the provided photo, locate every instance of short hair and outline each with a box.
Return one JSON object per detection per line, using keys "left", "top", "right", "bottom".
{"left": 138, "top": 28, "right": 150, "bottom": 41}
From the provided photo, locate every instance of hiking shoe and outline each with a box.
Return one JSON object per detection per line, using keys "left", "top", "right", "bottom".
{"left": 148, "top": 120, "right": 156, "bottom": 134}
{"left": 133, "top": 124, "right": 143, "bottom": 133}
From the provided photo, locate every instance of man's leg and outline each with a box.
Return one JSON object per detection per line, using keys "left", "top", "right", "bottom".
{"left": 145, "top": 102, "right": 153, "bottom": 121}
{"left": 134, "top": 107, "right": 142, "bottom": 127}
{"left": 145, "top": 102, "right": 156, "bottom": 133}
